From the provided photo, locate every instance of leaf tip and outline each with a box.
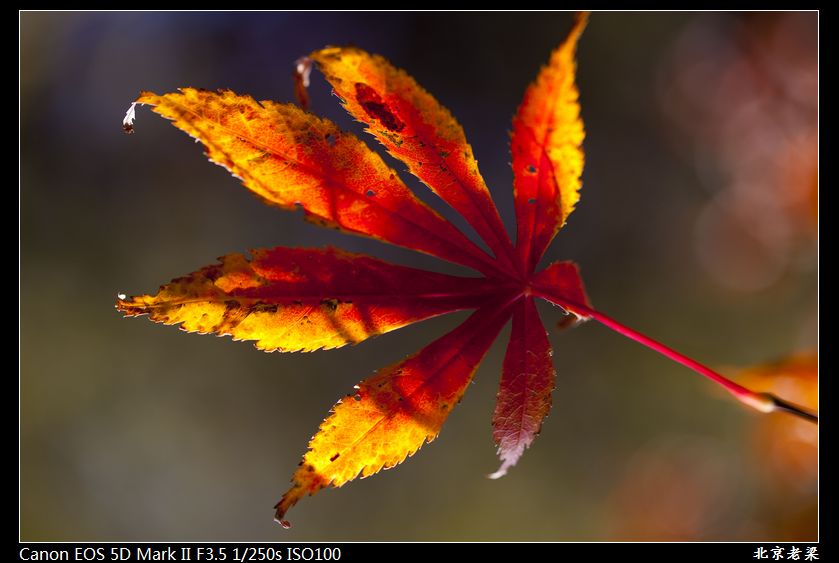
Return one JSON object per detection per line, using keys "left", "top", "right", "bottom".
{"left": 115, "top": 292, "right": 132, "bottom": 312}
{"left": 575, "top": 11, "right": 590, "bottom": 29}
{"left": 122, "top": 102, "right": 137, "bottom": 134}
{"left": 273, "top": 499, "right": 293, "bottom": 529}
{"left": 273, "top": 514, "right": 292, "bottom": 529}
{"left": 115, "top": 293, "right": 149, "bottom": 317}
{"left": 487, "top": 465, "right": 509, "bottom": 480}
{"left": 273, "top": 478, "right": 314, "bottom": 529}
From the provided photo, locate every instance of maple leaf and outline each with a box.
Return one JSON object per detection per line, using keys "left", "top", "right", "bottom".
{"left": 117, "top": 12, "right": 816, "bottom": 528}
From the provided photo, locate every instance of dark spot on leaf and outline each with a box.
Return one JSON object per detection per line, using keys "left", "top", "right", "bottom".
{"left": 354, "top": 83, "right": 405, "bottom": 132}
{"left": 527, "top": 165, "right": 537, "bottom": 174}
{"left": 439, "top": 150, "right": 450, "bottom": 158}
{"left": 381, "top": 130, "right": 403, "bottom": 147}
{"left": 353, "top": 394, "right": 362, "bottom": 401}
{"left": 528, "top": 198, "right": 537, "bottom": 205}
{"left": 325, "top": 133, "right": 337, "bottom": 147}
{"left": 253, "top": 302, "right": 279, "bottom": 313}
{"left": 307, "top": 465, "right": 315, "bottom": 472}
{"left": 321, "top": 298, "right": 339, "bottom": 312}
{"left": 330, "top": 453, "right": 341, "bottom": 462}
{"left": 366, "top": 189, "right": 376, "bottom": 197}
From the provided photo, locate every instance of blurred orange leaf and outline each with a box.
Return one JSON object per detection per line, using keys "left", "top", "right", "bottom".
{"left": 737, "top": 354, "right": 817, "bottom": 484}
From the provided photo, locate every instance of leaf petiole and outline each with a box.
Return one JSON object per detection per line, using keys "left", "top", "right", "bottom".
{"left": 534, "top": 289, "right": 818, "bottom": 424}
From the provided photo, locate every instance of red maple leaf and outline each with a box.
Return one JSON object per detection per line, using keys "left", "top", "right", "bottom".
{"left": 117, "top": 13, "right": 816, "bottom": 527}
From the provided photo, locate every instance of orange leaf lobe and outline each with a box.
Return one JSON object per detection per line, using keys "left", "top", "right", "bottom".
{"left": 275, "top": 301, "right": 516, "bottom": 525}
{"left": 117, "top": 247, "right": 498, "bottom": 353}
{"left": 512, "top": 12, "right": 587, "bottom": 272}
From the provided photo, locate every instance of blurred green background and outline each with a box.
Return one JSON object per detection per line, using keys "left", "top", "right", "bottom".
{"left": 20, "top": 11, "right": 817, "bottom": 540}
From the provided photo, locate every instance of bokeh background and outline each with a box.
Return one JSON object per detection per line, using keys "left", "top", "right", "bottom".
{"left": 20, "top": 11, "right": 818, "bottom": 541}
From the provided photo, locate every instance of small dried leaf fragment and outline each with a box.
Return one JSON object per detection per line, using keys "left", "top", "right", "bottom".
{"left": 117, "top": 247, "right": 496, "bottom": 352}
{"left": 490, "top": 297, "right": 555, "bottom": 478}
{"left": 293, "top": 56, "right": 313, "bottom": 110}
{"left": 136, "top": 89, "right": 499, "bottom": 275}
{"left": 310, "top": 47, "right": 516, "bottom": 270}
{"left": 275, "top": 300, "right": 515, "bottom": 525}
{"left": 122, "top": 102, "right": 137, "bottom": 134}
{"left": 512, "top": 13, "right": 587, "bottom": 272}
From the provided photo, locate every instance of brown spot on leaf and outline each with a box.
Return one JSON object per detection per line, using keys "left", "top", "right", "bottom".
{"left": 354, "top": 83, "right": 405, "bottom": 132}
{"left": 253, "top": 302, "right": 279, "bottom": 313}
{"left": 220, "top": 300, "right": 248, "bottom": 329}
